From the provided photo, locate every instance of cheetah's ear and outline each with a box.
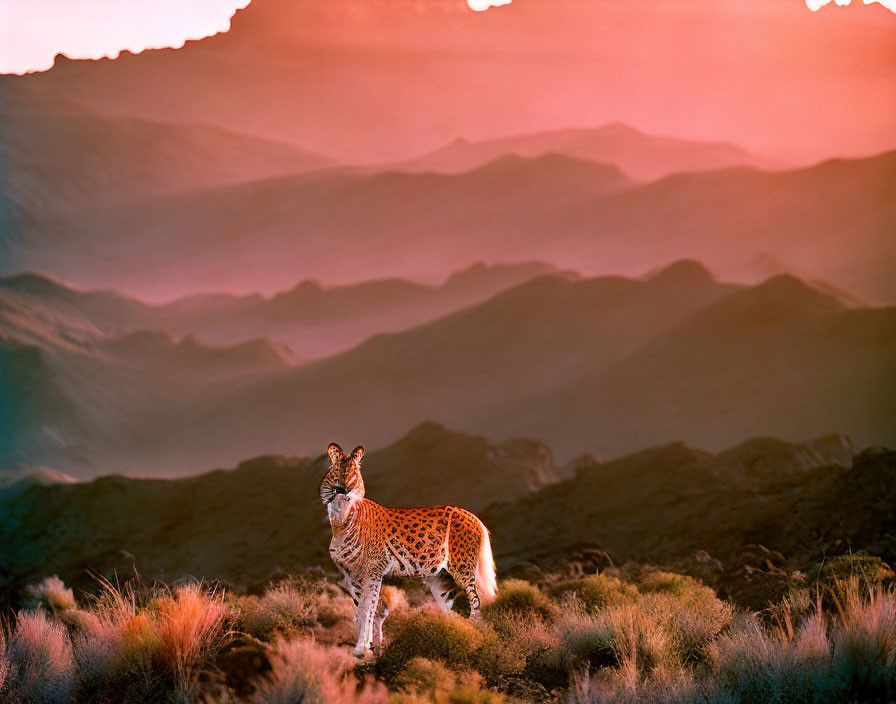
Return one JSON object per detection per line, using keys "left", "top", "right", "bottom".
{"left": 327, "top": 443, "right": 345, "bottom": 465}
{"left": 349, "top": 446, "right": 365, "bottom": 465}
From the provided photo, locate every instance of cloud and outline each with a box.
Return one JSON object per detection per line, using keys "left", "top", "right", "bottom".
{"left": 467, "top": 0, "right": 512, "bottom": 11}
{"left": 807, "top": 0, "right": 896, "bottom": 15}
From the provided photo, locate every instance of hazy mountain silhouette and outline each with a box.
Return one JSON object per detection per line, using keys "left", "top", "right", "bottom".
{"left": 0, "top": 261, "right": 570, "bottom": 360}
{"left": 3, "top": 263, "right": 892, "bottom": 477}
{"left": 399, "top": 123, "right": 780, "bottom": 179}
{"left": 1, "top": 98, "right": 334, "bottom": 216}
{"left": 0, "top": 284, "right": 292, "bottom": 476}
{"left": 4, "top": 0, "right": 889, "bottom": 166}
{"left": 486, "top": 274, "right": 896, "bottom": 456}
{"left": 6, "top": 149, "right": 892, "bottom": 301}
{"left": 169, "top": 266, "right": 892, "bottom": 469}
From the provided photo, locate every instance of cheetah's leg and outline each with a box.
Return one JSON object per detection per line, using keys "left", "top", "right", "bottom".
{"left": 424, "top": 572, "right": 459, "bottom": 613}
{"left": 343, "top": 575, "right": 388, "bottom": 656}
{"left": 453, "top": 568, "right": 482, "bottom": 621}
{"left": 371, "top": 598, "right": 388, "bottom": 656}
{"left": 353, "top": 576, "right": 383, "bottom": 658}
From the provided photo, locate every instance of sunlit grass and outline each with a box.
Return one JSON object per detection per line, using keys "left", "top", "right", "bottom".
{"left": 0, "top": 570, "right": 892, "bottom": 703}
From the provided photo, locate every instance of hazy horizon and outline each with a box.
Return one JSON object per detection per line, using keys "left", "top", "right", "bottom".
{"left": 4, "top": 0, "right": 895, "bottom": 165}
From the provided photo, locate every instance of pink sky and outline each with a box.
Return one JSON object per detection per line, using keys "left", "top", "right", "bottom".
{"left": 4, "top": 0, "right": 896, "bottom": 163}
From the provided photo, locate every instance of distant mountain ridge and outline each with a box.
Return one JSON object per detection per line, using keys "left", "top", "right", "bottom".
{"left": 4, "top": 261, "right": 891, "bottom": 478}
{"left": 0, "top": 261, "right": 570, "bottom": 360}
{"left": 6, "top": 148, "right": 892, "bottom": 301}
{"left": 396, "top": 123, "right": 781, "bottom": 180}
{"left": 0, "top": 99, "right": 335, "bottom": 213}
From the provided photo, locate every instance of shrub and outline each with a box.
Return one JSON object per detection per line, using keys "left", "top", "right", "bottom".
{"left": 5, "top": 610, "right": 76, "bottom": 703}
{"left": 569, "top": 664, "right": 708, "bottom": 704}
{"left": 391, "top": 657, "right": 506, "bottom": 704}
{"left": 234, "top": 578, "right": 321, "bottom": 639}
{"left": 250, "top": 637, "right": 386, "bottom": 704}
{"left": 807, "top": 555, "right": 895, "bottom": 597}
{"left": 554, "top": 574, "right": 640, "bottom": 614}
{"left": 829, "top": 584, "right": 896, "bottom": 697}
{"left": 152, "top": 584, "right": 230, "bottom": 682}
{"left": 482, "top": 579, "right": 557, "bottom": 624}
{"left": 0, "top": 629, "right": 9, "bottom": 695}
{"left": 377, "top": 610, "right": 485, "bottom": 679}
{"left": 23, "top": 577, "right": 76, "bottom": 615}
{"left": 477, "top": 614, "right": 566, "bottom": 689}
{"left": 559, "top": 605, "right": 618, "bottom": 672}
{"left": 634, "top": 570, "right": 714, "bottom": 603}
{"left": 558, "top": 584, "right": 732, "bottom": 677}
{"left": 71, "top": 580, "right": 228, "bottom": 702}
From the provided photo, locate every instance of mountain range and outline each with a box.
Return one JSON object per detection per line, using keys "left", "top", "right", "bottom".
{"left": 2, "top": 261, "right": 892, "bottom": 478}
{"left": 396, "top": 123, "right": 782, "bottom": 179}
{"left": 5, "top": 144, "right": 893, "bottom": 301}
{"left": 0, "top": 261, "right": 567, "bottom": 360}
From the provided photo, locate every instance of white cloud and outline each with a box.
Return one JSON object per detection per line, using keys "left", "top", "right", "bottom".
{"left": 467, "top": 0, "right": 512, "bottom": 11}
{"left": 807, "top": 0, "right": 896, "bottom": 15}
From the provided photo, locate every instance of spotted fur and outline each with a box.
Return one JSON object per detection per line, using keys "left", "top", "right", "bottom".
{"left": 321, "top": 442, "right": 497, "bottom": 657}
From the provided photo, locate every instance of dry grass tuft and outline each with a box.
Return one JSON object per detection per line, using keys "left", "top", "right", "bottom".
{"left": 234, "top": 578, "right": 320, "bottom": 640}
{"left": 482, "top": 579, "right": 558, "bottom": 623}
{"left": 4, "top": 609, "right": 76, "bottom": 703}
{"left": 378, "top": 609, "right": 485, "bottom": 679}
{"left": 391, "top": 657, "right": 505, "bottom": 704}
{"left": 250, "top": 637, "right": 387, "bottom": 704}
{"left": 23, "top": 576, "right": 77, "bottom": 615}
{"left": 554, "top": 573, "right": 640, "bottom": 614}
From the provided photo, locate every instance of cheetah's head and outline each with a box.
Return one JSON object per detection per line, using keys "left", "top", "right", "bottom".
{"left": 320, "top": 442, "right": 366, "bottom": 510}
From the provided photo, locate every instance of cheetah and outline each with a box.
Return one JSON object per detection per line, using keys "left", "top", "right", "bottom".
{"left": 320, "top": 442, "right": 498, "bottom": 657}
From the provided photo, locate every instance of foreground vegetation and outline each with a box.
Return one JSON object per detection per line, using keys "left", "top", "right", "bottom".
{"left": 1, "top": 562, "right": 893, "bottom": 703}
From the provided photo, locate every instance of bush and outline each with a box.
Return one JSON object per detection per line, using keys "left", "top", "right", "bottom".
{"left": 482, "top": 579, "right": 558, "bottom": 624}
{"left": 710, "top": 583, "right": 896, "bottom": 703}
{"left": 234, "top": 577, "right": 322, "bottom": 639}
{"left": 829, "top": 584, "right": 896, "bottom": 697}
{"left": 151, "top": 584, "right": 230, "bottom": 680}
{"left": 391, "top": 657, "right": 506, "bottom": 704}
{"left": 807, "top": 555, "right": 895, "bottom": 594}
{"left": 635, "top": 570, "right": 714, "bottom": 602}
{"left": 377, "top": 610, "right": 485, "bottom": 679}
{"left": 23, "top": 576, "right": 77, "bottom": 615}
{"left": 4, "top": 610, "right": 76, "bottom": 703}
{"left": 250, "top": 637, "right": 386, "bottom": 704}
{"left": 559, "top": 604, "right": 618, "bottom": 671}
{"left": 477, "top": 614, "right": 566, "bottom": 690}
{"left": 554, "top": 573, "right": 640, "bottom": 613}
{"left": 72, "top": 580, "right": 229, "bottom": 702}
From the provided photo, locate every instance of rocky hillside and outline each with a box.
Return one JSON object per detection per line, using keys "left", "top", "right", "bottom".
{"left": 0, "top": 422, "right": 561, "bottom": 596}
{"left": 3, "top": 424, "right": 890, "bottom": 611}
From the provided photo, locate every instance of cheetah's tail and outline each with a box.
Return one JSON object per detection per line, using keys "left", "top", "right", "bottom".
{"left": 475, "top": 524, "right": 498, "bottom": 605}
